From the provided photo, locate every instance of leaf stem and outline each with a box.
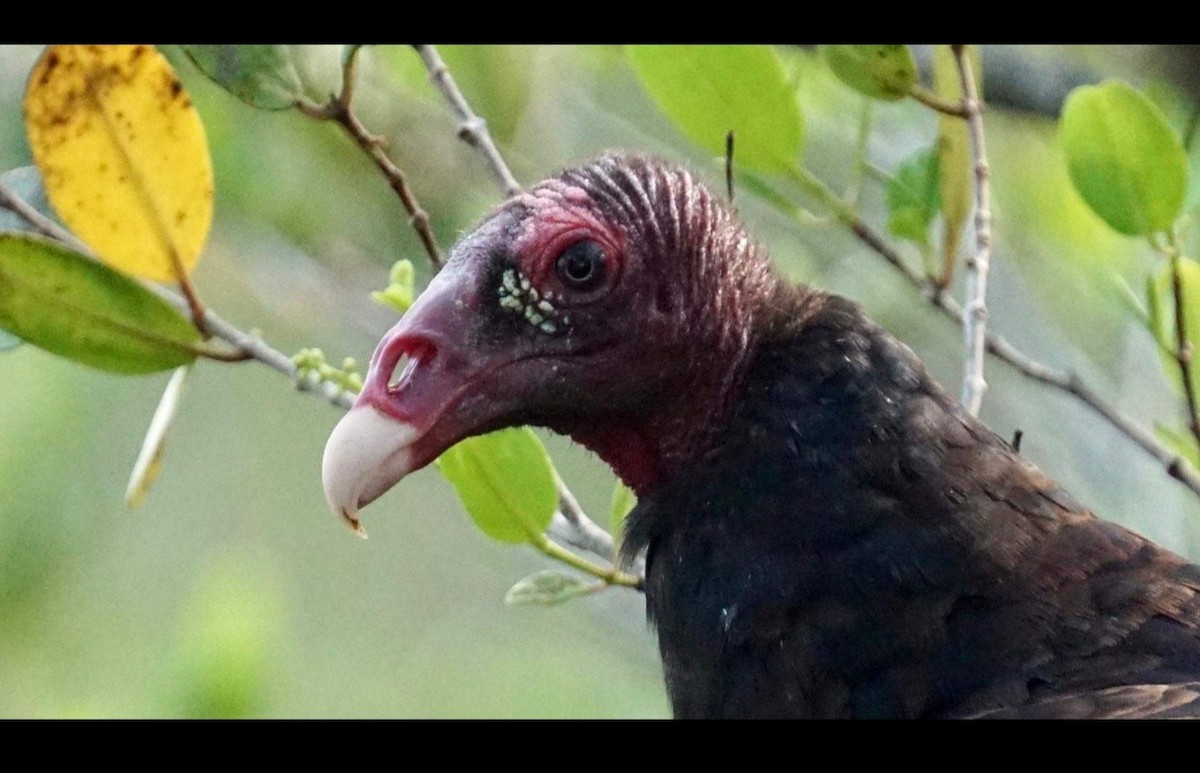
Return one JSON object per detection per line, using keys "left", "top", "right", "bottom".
{"left": 1158, "top": 231, "right": 1200, "bottom": 453}
{"left": 910, "top": 84, "right": 969, "bottom": 117}
{"left": 844, "top": 98, "right": 874, "bottom": 208}
{"left": 172, "top": 257, "right": 211, "bottom": 335}
{"left": 532, "top": 533, "right": 643, "bottom": 590}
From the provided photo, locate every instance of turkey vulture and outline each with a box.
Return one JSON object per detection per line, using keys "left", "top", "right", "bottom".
{"left": 322, "top": 155, "right": 1200, "bottom": 718}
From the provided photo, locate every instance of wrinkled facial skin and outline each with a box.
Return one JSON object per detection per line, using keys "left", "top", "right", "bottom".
{"left": 322, "top": 172, "right": 698, "bottom": 531}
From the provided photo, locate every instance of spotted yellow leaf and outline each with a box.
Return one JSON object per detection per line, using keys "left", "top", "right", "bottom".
{"left": 24, "top": 45, "right": 213, "bottom": 282}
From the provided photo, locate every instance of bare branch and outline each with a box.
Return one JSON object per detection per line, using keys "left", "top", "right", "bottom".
{"left": 784, "top": 166, "right": 1200, "bottom": 500}
{"left": 954, "top": 44, "right": 994, "bottom": 416}
{"left": 296, "top": 53, "right": 443, "bottom": 268}
{"left": 0, "top": 184, "right": 73, "bottom": 244}
{"left": 413, "top": 45, "right": 523, "bottom": 198}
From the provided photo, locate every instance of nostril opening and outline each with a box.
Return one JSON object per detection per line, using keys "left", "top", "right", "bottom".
{"left": 386, "top": 342, "right": 435, "bottom": 394}
{"left": 388, "top": 354, "right": 414, "bottom": 393}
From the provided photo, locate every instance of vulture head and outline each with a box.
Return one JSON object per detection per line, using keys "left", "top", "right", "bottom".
{"left": 323, "top": 155, "right": 778, "bottom": 529}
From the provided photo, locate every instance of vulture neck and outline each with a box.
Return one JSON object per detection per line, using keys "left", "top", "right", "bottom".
{"left": 572, "top": 275, "right": 818, "bottom": 497}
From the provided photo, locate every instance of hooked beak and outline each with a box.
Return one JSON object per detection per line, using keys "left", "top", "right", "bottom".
{"left": 321, "top": 407, "right": 421, "bottom": 537}
{"left": 321, "top": 259, "right": 492, "bottom": 535}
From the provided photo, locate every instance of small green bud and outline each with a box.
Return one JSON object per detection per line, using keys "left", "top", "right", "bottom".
{"left": 372, "top": 259, "right": 416, "bottom": 314}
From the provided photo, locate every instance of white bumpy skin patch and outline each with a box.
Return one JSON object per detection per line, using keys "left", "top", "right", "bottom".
{"left": 497, "top": 267, "right": 568, "bottom": 334}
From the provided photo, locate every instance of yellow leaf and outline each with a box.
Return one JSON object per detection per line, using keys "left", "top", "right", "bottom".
{"left": 23, "top": 45, "right": 214, "bottom": 282}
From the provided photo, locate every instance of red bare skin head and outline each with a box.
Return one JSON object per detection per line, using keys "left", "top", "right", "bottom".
{"left": 322, "top": 155, "right": 779, "bottom": 530}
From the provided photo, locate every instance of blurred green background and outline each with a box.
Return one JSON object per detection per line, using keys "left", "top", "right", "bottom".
{"left": 2, "top": 45, "right": 1200, "bottom": 717}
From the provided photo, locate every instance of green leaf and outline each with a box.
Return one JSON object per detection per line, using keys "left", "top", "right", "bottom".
{"left": 1155, "top": 423, "right": 1200, "bottom": 470}
{"left": 371, "top": 259, "right": 415, "bottom": 315}
{"left": 184, "top": 45, "right": 306, "bottom": 110}
{"left": 821, "top": 45, "right": 916, "bottom": 101}
{"left": 934, "top": 45, "right": 979, "bottom": 286}
{"left": 436, "top": 427, "right": 558, "bottom": 544}
{"left": 1060, "top": 80, "right": 1189, "bottom": 237}
{"left": 0, "top": 233, "right": 203, "bottom": 374}
{"left": 609, "top": 480, "right": 636, "bottom": 549}
{"left": 504, "top": 570, "right": 597, "bottom": 606}
{"left": 627, "top": 45, "right": 803, "bottom": 173}
{"left": 887, "top": 148, "right": 941, "bottom": 248}
{"left": 0, "top": 168, "right": 45, "bottom": 349}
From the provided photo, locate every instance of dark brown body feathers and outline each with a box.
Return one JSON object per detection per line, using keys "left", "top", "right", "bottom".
{"left": 622, "top": 290, "right": 1200, "bottom": 718}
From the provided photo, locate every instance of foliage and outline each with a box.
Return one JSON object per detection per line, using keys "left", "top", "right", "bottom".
{"left": 627, "top": 45, "right": 803, "bottom": 172}
{"left": 3, "top": 44, "right": 1200, "bottom": 717}
{"left": 1060, "top": 80, "right": 1188, "bottom": 237}
{"left": 24, "top": 45, "right": 213, "bottom": 283}
{"left": 821, "top": 45, "right": 917, "bottom": 101}
{"left": 436, "top": 428, "right": 557, "bottom": 544}
{"left": 0, "top": 232, "right": 202, "bottom": 373}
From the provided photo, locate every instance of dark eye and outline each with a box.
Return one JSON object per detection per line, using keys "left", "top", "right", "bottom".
{"left": 555, "top": 241, "right": 606, "bottom": 292}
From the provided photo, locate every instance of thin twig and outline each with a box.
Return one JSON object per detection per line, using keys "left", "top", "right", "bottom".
{"left": 532, "top": 533, "right": 642, "bottom": 590}
{"left": 1167, "top": 243, "right": 1200, "bottom": 450}
{"left": 173, "top": 261, "right": 209, "bottom": 333}
{"left": 725, "top": 130, "right": 735, "bottom": 204}
{"left": 0, "top": 184, "right": 71, "bottom": 243}
{"left": 782, "top": 166, "right": 1200, "bottom": 499}
{"left": 5, "top": 52, "right": 630, "bottom": 584}
{"left": 954, "top": 44, "right": 993, "bottom": 417}
{"left": 0, "top": 181, "right": 355, "bottom": 411}
{"left": 909, "top": 84, "right": 970, "bottom": 118}
{"left": 844, "top": 98, "right": 874, "bottom": 208}
{"left": 413, "top": 44, "right": 523, "bottom": 198}
{"left": 295, "top": 50, "right": 443, "bottom": 268}
{"left": 0, "top": 179, "right": 223, "bottom": 342}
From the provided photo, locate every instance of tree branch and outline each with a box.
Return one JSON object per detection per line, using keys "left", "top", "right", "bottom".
{"left": 413, "top": 45, "right": 523, "bottom": 198}
{"left": 296, "top": 47, "right": 443, "bottom": 268}
{"left": 783, "top": 166, "right": 1200, "bottom": 500}
{"left": 0, "top": 180, "right": 357, "bottom": 410}
{"left": 954, "top": 43, "right": 994, "bottom": 417}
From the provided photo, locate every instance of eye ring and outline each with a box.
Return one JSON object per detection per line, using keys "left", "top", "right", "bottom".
{"left": 555, "top": 240, "right": 607, "bottom": 292}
